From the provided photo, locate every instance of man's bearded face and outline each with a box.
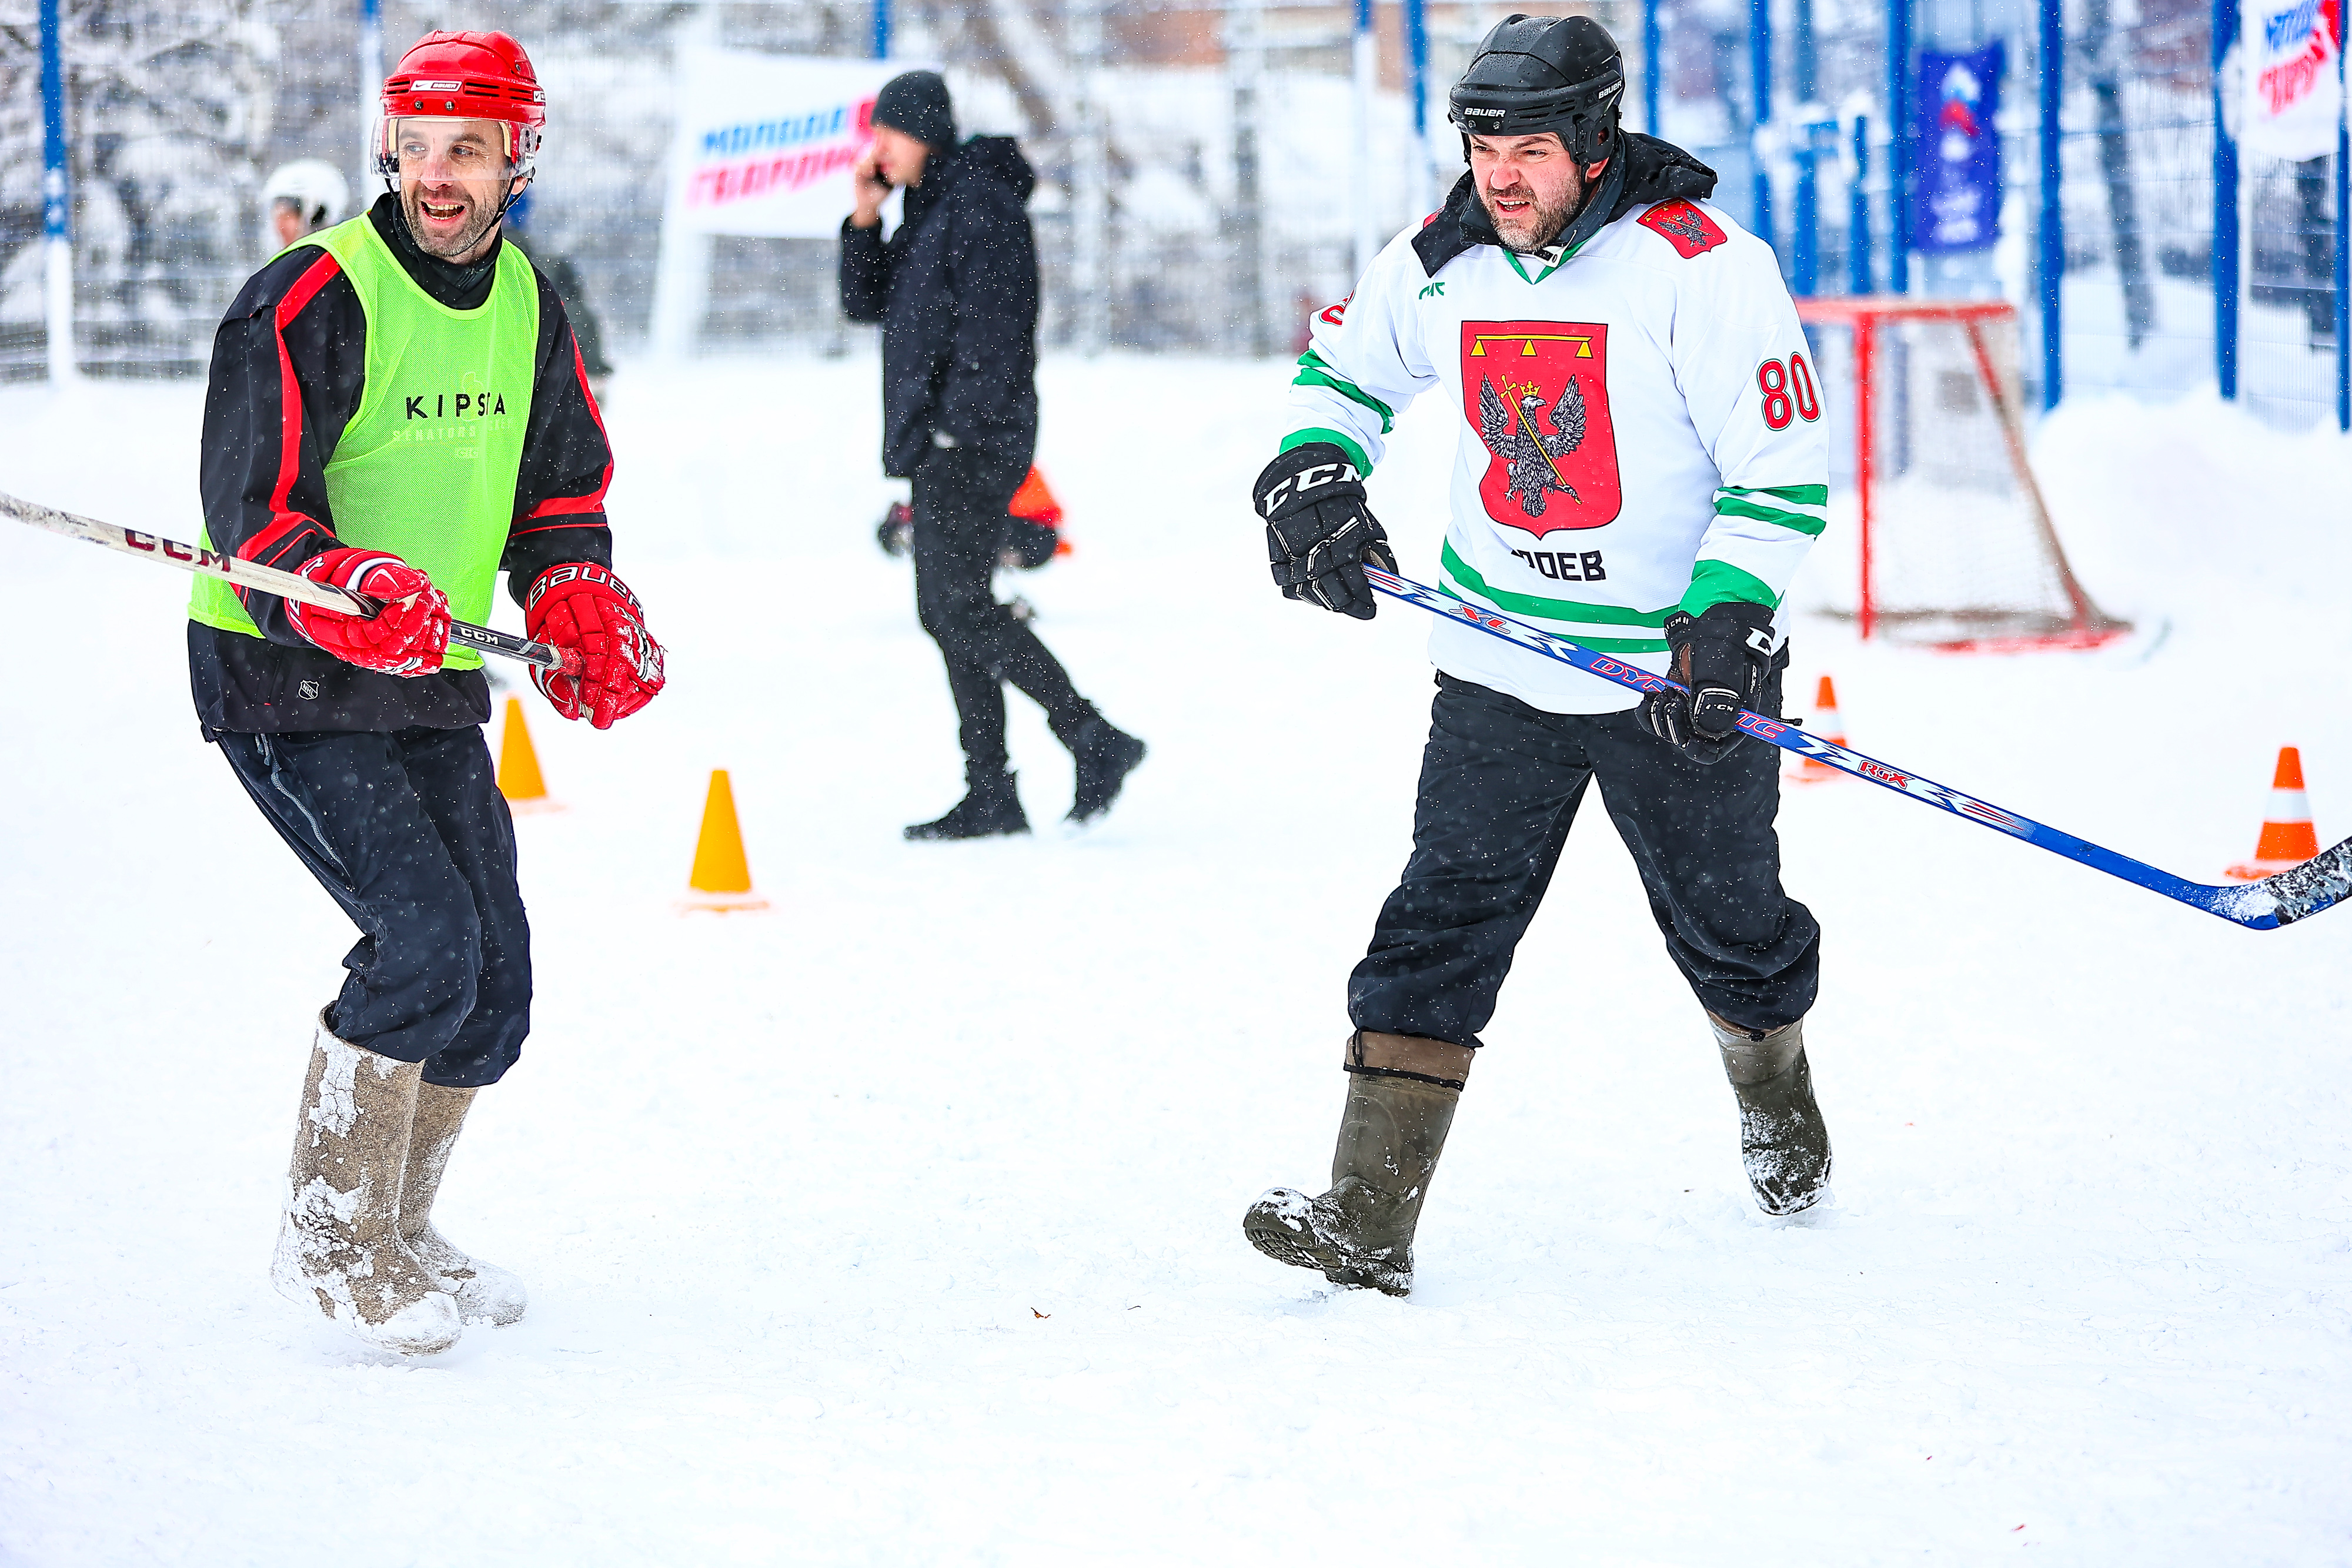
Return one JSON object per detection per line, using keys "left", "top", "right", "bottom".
{"left": 1470, "top": 132, "right": 1599, "bottom": 253}
{"left": 396, "top": 118, "right": 520, "bottom": 262}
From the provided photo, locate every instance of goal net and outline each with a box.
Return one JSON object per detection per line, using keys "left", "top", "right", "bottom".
{"left": 1790, "top": 297, "right": 2128, "bottom": 651}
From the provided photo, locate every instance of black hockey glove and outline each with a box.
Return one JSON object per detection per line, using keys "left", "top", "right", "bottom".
{"left": 1638, "top": 600, "right": 1778, "bottom": 765}
{"left": 1252, "top": 442, "right": 1395, "bottom": 620}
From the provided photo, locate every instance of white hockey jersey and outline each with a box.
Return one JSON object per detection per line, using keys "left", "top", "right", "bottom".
{"left": 1281, "top": 176, "right": 1829, "bottom": 714}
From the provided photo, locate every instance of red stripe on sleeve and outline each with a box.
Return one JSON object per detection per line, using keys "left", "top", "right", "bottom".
{"left": 524, "top": 335, "right": 614, "bottom": 520}
{"left": 240, "top": 250, "right": 347, "bottom": 566}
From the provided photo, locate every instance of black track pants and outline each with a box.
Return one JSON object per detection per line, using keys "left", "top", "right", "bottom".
{"left": 1348, "top": 672, "right": 1820, "bottom": 1048}
{"left": 911, "top": 448, "right": 1094, "bottom": 776}
{"left": 215, "top": 724, "right": 531, "bottom": 1087}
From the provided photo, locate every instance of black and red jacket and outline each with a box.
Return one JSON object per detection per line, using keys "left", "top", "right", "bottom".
{"left": 191, "top": 193, "right": 616, "bottom": 737}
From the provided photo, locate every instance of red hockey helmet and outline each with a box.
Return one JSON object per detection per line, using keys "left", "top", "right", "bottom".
{"left": 373, "top": 31, "right": 546, "bottom": 181}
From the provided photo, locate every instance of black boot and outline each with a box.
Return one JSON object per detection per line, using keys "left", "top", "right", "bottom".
{"left": 1065, "top": 717, "right": 1147, "bottom": 827}
{"left": 904, "top": 770, "right": 1030, "bottom": 841}
{"left": 1244, "top": 1031, "right": 1471, "bottom": 1296}
{"left": 1710, "top": 1012, "right": 1832, "bottom": 1215}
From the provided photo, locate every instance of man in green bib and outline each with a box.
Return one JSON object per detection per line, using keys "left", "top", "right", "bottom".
{"left": 191, "top": 30, "right": 665, "bottom": 1355}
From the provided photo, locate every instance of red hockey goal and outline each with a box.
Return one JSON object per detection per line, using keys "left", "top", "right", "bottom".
{"left": 1793, "top": 297, "right": 2128, "bottom": 651}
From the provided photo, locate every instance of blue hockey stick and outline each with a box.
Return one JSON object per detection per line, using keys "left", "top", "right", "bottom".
{"left": 1365, "top": 564, "right": 2351, "bottom": 931}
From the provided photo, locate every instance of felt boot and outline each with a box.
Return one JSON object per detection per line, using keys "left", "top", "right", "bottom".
{"left": 402, "top": 1082, "right": 529, "bottom": 1326}
{"left": 270, "top": 1014, "right": 462, "bottom": 1355}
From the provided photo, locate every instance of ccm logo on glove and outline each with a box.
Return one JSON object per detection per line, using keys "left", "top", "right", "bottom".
{"left": 285, "top": 546, "right": 450, "bottom": 676}
{"left": 1255, "top": 456, "right": 1363, "bottom": 519}
{"left": 1252, "top": 443, "right": 1396, "bottom": 621}
{"left": 524, "top": 563, "right": 667, "bottom": 729}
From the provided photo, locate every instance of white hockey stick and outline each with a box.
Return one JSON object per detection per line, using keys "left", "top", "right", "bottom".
{"left": 2, "top": 487, "right": 574, "bottom": 673}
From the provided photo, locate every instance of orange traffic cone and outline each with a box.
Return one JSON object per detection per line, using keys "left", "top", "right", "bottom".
{"left": 2225, "top": 747, "right": 2321, "bottom": 881}
{"left": 1792, "top": 674, "right": 1846, "bottom": 784}
{"left": 679, "top": 769, "right": 770, "bottom": 912}
{"left": 1008, "top": 464, "right": 1075, "bottom": 559}
{"left": 496, "top": 697, "right": 560, "bottom": 813}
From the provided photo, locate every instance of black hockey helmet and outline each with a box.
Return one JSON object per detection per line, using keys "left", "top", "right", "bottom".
{"left": 1447, "top": 14, "right": 1625, "bottom": 165}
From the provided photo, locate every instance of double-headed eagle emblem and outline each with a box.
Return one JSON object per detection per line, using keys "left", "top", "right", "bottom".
{"left": 1477, "top": 373, "right": 1586, "bottom": 517}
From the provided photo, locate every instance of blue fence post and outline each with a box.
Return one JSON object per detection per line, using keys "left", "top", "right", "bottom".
{"left": 39, "top": 0, "right": 71, "bottom": 383}
{"left": 1406, "top": 0, "right": 1432, "bottom": 210}
{"left": 872, "top": 0, "right": 891, "bottom": 59}
{"left": 1793, "top": 0, "right": 1818, "bottom": 293}
{"left": 358, "top": 0, "right": 383, "bottom": 203}
{"left": 2211, "top": 0, "right": 2238, "bottom": 399}
{"left": 1849, "top": 113, "right": 1873, "bottom": 293}
{"left": 2039, "top": 0, "right": 2064, "bottom": 410}
{"left": 2335, "top": 44, "right": 2348, "bottom": 432}
{"left": 1886, "top": 0, "right": 1911, "bottom": 293}
{"left": 1643, "top": 0, "right": 1662, "bottom": 136}
{"left": 1751, "top": 0, "right": 1774, "bottom": 253}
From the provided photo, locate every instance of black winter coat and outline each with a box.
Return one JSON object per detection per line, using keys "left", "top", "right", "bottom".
{"left": 839, "top": 136, "right": 1040, "bottom": 478}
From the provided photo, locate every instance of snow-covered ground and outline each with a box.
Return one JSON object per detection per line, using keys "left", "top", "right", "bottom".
{"left": 3, "top": 354, "right": 2349, "bottom": 1564}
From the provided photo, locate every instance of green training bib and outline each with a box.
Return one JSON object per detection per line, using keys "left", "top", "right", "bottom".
{"left": 191, "top": 214, "right": 541, "bottom": 670}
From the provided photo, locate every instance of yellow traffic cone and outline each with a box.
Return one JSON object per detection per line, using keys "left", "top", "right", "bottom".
{"left": 496, "top": 697, "right": 560, "bottom": 813}
{"left": 679, "top": 769, "right": 770, "bottom": 912}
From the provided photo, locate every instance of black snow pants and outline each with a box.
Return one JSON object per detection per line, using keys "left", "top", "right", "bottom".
{"left": 911, "top": 446, "right": 1095, "bottom": 777}
{"left": 215, "top": 724, "right": 531, "bottom": 1087}
{"left": 1349, "top": 670, "right": 1820, "bottom": 1048}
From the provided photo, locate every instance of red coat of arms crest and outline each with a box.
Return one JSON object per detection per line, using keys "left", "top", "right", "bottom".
{"left": 1635, "top": 199, "right": 1726, "bottom": 258}
{"left": 1462, "top": 319, "right": 1622, "bottom": 534}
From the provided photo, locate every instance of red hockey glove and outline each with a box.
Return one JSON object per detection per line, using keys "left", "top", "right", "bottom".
{"left": 524, "top": 564, "right": 667, "bottom": 729}
{"left": 284, "top": 547, "right": 450, "bottom": 675}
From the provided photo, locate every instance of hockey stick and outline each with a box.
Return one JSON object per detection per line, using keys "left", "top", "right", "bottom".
{"left": 2, "top": 487, "right": 576, "bottom": 674}
{"left": 1366, "top": 564, "right": 2352, "bottom": 930}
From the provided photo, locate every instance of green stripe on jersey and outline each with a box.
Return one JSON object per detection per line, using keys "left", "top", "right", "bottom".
{"left": 1679, "top": 559, "right": 1782, "bottom": 616}
{"left": 1441, "top": 540, "right": 1672, "bottom": 651}
{"left": 1279, "top": 426, "right": 1374, "bottom": 477}
{"left": 1721, "top": 483, "right": 1829, "bottom": 507}
{"left": 1715, "top": 483, "right": 1829, "bottom": 534}
{"left": 1291, "top": 349, "right": 1396, "bottom": 433}
{"left": 1713, "top": 494, "right": 1828, "bottom": 536}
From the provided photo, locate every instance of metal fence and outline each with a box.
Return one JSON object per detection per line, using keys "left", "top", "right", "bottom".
{"left": 1650, "top": 0, "right": 2344, "bottom": 430}
{"left": 1, "top": 0, "right": 2341, "bottom": 429}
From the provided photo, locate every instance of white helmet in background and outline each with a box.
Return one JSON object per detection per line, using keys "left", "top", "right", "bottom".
{"left": 262, "top": 158, "right": 352, "bottom": 243}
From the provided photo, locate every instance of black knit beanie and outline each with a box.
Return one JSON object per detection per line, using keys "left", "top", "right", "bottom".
{"left": 872, "top": 71, "right": 956, "bottom": 151}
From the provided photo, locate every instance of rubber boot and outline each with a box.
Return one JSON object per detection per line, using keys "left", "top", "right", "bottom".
{"left": 1243, "top": 1031, "right": 1472, "bottom": 1296}
{"left": 402, "top": 1083, "right": 529, "bottom": 1326}
{"left": 270, "top": 1013, "right": 463, "bottom": 1355}
{"left": 1064, "top": 717, "right": 1147, "bottom": 827}
{"left": 904, "top": 768, "right": 1029, "bottom": 841}
{"left": 1710, "top": 1012, "right": 1832, "bottom": 1216}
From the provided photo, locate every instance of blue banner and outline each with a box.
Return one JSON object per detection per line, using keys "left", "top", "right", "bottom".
{"left": 1912, "top": 42, "right": 2004, "bottom": 254}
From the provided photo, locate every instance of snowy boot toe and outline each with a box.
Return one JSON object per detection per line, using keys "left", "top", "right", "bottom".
{"left": 1710, "top": 1012, "right": 1833, "bottom": 1216}
{"left": 402, "top": 1082, "right": 529, "bottom": 1326}
{"left": 1245, "top": 1175, "right": 1417, "bottom": 1296}
{"left": 1243, "top": 1031, "right": 1471, "bottom": 1298}
{"left": 272, "top": 1017, "right": 463, "bottom": 1355}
